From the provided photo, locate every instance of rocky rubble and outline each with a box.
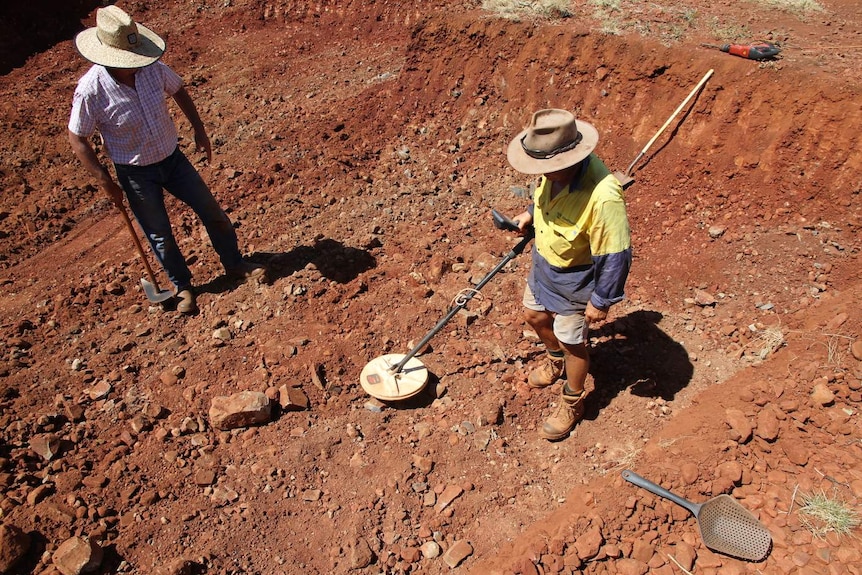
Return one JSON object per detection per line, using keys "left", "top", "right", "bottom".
{"left": 474, "top": 297, "right": 862, "bottom": 574}
{"left": 1, "top": 0, "right": 862, "bottom": 574}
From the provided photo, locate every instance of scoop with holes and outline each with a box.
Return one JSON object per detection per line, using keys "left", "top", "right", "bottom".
{"left": 622, "top": 469, "right": 772, "bottom": 561}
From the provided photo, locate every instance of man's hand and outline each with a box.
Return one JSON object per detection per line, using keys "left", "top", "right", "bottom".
{"left": 69, "top": 130, "right": 124, "bottom": 207}
{"left": 585, "top": 301, "right": 608, "bottom": 324}
{"left": 173, "top": 87, "right": 212, "bottom": 163}
{"left": 513, "top": 210, "right": 533, "bottom": 235}
{"left": 102, "top": 178, "right": 125, "bottom": 208}
{"left": 194, "top": 128, "right": 212, "bottom": 163}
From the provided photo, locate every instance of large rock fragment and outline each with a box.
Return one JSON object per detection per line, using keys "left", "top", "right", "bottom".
{"left": 811, "top": 383, "right": 834, "bottom": 406}
{"left": 52, "top": 537, "right": 103, "bottom": 575}
{"left": 278, "top": 385, "right": 309, "bottom": 411}
{"left": 442, "top": 540, "right": 473, "bottom": 568}
{"left": 348, "top": 538, "right": 373, "bottom": 570}
{"left": 755, "top": 408, "right": 780, "bottom": 441}
{"left": 209, "top": 391, "right": 272, "bottom": 430}
{"left": 575, "top": 526, "right": 604, "bottom": 560}
{"left": 29, "top": 434, "right": 62, "bottom": 461}
{"left": 725, "top": 409, "right": 752, "bottom": 443}
{"left": 782, "top": 441, "right": 810, "bottom": 466}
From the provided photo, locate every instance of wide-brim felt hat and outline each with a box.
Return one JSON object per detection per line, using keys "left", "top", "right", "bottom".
{"left": 74, "top": 5, "right": 165, "bottom": 68}
{"left": 507, "top": 109, "right": 599, "bottom": 175}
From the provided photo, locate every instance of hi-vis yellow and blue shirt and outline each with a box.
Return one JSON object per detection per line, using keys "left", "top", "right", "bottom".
{"left": 527, "top": 155, "right": 632, "bottom": 315}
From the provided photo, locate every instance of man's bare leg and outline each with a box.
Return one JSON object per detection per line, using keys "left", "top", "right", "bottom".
{"left": 525, "top": 309, "right": 566, "bottom": 388}
{"left": 560, "top": 341, "right": 589, "bottom": 395}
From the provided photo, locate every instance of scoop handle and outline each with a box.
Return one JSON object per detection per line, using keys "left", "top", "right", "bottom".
{"left": 622, "top": 470, "right": 701, "bottom": 517}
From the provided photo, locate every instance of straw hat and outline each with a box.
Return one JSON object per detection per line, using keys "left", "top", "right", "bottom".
{"left": 507, "top": 109, "right": 599, "bottom": 175}
{"left": 74, "top": 5, "right": 165, "bottom": 68}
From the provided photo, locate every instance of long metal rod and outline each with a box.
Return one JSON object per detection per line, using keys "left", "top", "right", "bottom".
{"left": 392, "top": 231, "right": 534, "bottom": 374}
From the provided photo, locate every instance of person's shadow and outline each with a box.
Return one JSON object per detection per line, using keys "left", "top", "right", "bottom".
{"left": 582, "top": 309, "right": 693, "bottom": 420}
{"left": 195, "top": 237, "right": 376, "bottom": 294}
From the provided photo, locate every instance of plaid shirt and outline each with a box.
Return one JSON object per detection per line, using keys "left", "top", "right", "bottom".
{"left": 68, "top": 62, "right": 183, "bottom": 166}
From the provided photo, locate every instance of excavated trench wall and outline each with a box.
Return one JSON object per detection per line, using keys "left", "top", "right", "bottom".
{"left": 394, "top": 15, "right": 862, "bottom": 205}
{"left": 0, "top": 0, "right": 100, "bottom": 74}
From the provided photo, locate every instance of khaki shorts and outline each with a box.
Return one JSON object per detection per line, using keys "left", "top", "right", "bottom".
{"left": 523, "top": 284, "right": 589, "bottom": 345}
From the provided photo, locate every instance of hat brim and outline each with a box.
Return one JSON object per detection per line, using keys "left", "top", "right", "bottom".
{"left": 506, "top": 120, "right": 599, "bottom": 175}
{"left": 74, "top": 23, "right": 165, "bottom": 68}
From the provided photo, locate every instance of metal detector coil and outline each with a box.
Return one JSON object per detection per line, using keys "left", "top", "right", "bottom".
{"left": 359, "top": 223, "right": 534, "bottom": 401}
{"left": 360, "top": 353, "right": 429, "bottom": 401}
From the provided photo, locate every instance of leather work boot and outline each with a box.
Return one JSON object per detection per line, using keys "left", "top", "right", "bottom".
{"left": 527, "top": 353, "right": 566, "bottom": 388}
{"left": 539, "top": 390, "right": 586, "bottom": 441}
{"left": 176, "top": 289, "right": 197, "bottom": 315}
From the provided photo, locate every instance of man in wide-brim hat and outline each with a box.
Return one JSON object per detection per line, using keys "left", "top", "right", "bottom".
{"left": 67, "top": 5, "right": 266, "bottom": 315}
{"left": 506, "top": 109, "right": 632, "bottom": 441}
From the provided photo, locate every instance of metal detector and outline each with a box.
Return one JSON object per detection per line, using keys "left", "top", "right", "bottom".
{"left": 360, "top": 214, "right": 534, "bottom": 401}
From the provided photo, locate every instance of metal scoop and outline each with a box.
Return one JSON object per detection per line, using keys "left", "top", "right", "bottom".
{"left": 622, "top": 469, "right": 772, "bottom": 561}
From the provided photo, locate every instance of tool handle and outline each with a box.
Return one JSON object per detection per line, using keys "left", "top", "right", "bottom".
{"left": 625, "top": 69, "right": 714, "bottom": 176}
{"left": 117, "top": 206, "right": 162, "bottom": 288}
{"left": 621, "top": 470, "right": 700, "bottom": 517}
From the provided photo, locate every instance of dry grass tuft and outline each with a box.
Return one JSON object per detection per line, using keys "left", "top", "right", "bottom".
{"left": 797, "top": 490, "right": 860, "bottom": 539}
{"left": 742, "top": 325, "right": 785, "bottom": 359}
{"left": 760, "top": 0, "right": 824, "bottom": 15}
{"left": 482, "top": 0, "right": 572, "bottom": 20}
{"left": 599, "top": 442, "right": 640, "bottom": 474}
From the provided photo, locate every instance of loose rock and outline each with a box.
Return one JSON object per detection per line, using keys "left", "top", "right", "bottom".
{"left": 53, "top": 537, "right": 103, "bottom": 575}
{"left": 617, "top": 557, "right": 649, "bottom": 575}
{"left": 725, "top": 409, "right": 752, "bottom": 443}
{"left": 442, "top": 540, "right": 473, "bottom": 568}
{"left": 30, "top": 433, "right": 62, "bottom": 461}
{"left": 278, "top": 385, "right": 309, "bottom": 411}
{"left": 755, "top": 408, "right": 780, "bottom": 441}
{"left": 209, "top": 391, "right": 272, "bottom": 430}
{"left": 575, "top": 526, "right": 603, "bottom": 560}
{"left": 420, "top": 541, "right": 441, "bottom": 559}
{"left": 782, "top": 442, "right": 810, "bottom": 466}
{"left": 811, "top": 383, "right": 834, "bottom": 406}
{"left": 348, "top": 538, "right": 373, "bottom": 570}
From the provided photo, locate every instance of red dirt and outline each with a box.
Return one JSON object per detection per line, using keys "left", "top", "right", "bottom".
{"left": 1, "top": 1, "right": 861, "bottom": 574}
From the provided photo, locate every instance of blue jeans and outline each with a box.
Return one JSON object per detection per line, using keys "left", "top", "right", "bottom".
{"left": 114, "top": 147, "right": 243, "bottom": 290}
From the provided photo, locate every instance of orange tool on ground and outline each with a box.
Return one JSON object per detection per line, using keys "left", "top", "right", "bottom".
{"left": 701, "top": 41, "right": 781, "bottom": 60}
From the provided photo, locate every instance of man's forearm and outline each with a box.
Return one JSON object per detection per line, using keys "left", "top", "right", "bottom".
{"left": 68, "top": 130, "right": 113, "bottom": 186}
{"left": 172, "top": 87, "right": 206, "bottom": 132}
{"left": 590, "top": 248, "right": 632, "bottom": 310}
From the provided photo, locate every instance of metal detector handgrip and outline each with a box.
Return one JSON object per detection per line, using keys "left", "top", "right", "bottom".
{"left": 492, "top": 209, "right": 521, "bottom": 232}
{"left": 391, "top": 230, "right": 534, "bottom": 374}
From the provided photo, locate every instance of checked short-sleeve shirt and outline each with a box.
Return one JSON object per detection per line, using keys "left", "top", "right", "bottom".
{"left": 68, "top": 61, "right": 183, "bottom": 166}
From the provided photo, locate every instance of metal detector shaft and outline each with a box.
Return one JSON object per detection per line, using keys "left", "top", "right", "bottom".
{"left": 392, "top": 231, "right": 534, "bottom": 374}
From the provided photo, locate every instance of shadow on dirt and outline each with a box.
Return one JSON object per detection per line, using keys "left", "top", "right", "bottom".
{"left": 259, "top": 238, "right": 376, "bottom": 283}
{"left": 195, "top": 238, "right": 376, "bottom": 295}
{"left": 379, "top": 372, "right": 442, "bottom": 410}
{"left": 584, "top": 309, "right": 693, "bottom": 420}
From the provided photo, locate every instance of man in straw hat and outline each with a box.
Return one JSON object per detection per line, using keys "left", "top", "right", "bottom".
{"left": 506, "top": 109, "right": 632, "bottom": 440}
{"left": 67, "top": 5, "right": 266, "bottom": 314}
